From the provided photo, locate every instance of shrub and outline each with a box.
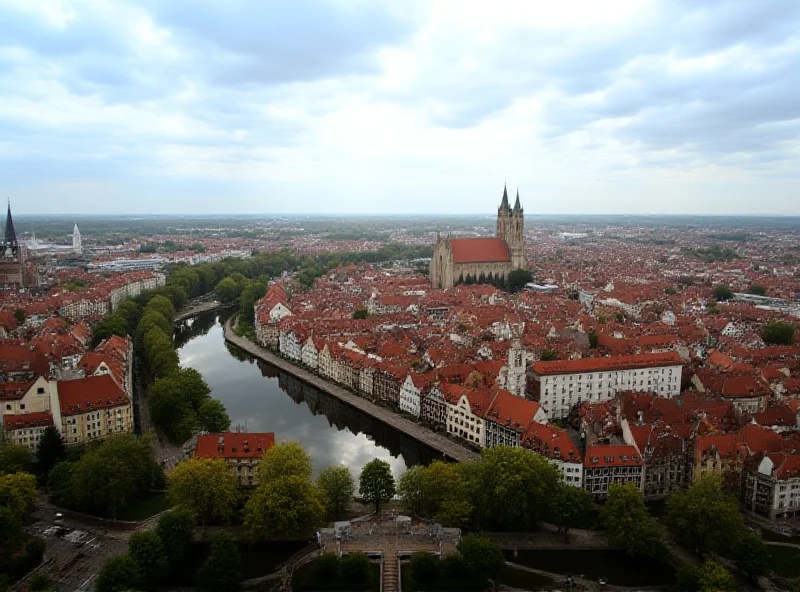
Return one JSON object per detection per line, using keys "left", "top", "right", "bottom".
{"left": 410, "top": 552, "right": 440, "bottom": 585}
{"left": 314, "top": 553, "right": 340, "bottom": 581}
{"left": 340, "top": 552, "right": 372, "bottom": 590}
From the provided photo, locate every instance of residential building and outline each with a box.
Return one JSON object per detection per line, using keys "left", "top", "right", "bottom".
{"left": 195, "top": 432, "right": 275, "bottom": 487}
{"left": 583, "top": 443, "right": 644, "bottom": 499}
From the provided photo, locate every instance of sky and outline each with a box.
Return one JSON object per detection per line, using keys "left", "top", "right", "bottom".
{"left": 2, "top": 0, "right": 799, "bottom": 216}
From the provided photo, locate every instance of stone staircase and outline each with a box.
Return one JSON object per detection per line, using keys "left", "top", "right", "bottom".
{"left": 382, "top": 551, "right": 398, "bottom": 592}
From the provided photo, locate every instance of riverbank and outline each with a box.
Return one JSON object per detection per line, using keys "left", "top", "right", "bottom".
{"left": 222, "top": 319, "right": 479, "bottom": 463}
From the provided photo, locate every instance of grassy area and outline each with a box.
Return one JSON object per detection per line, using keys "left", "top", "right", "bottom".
{"left": 292, "top": 561, "right": 380, "bottom": 591}
{"left": 117, "top": 491, "right": 172, "bottom": 521}
{"left": 767, "top": 545, "right": 800, "bottom": 578}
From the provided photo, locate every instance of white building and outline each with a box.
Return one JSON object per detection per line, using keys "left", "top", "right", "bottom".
{"left": 398, "top": 374, "right": 426, "bottom": 418}
{"left": 530, "top": 352, "right": 684, "bottom": 420}
{"left": 746, "top": 453, "right": 800, "bottom": 520}
{"left": 72, "top": 223, "right": 82, "bottom": 254}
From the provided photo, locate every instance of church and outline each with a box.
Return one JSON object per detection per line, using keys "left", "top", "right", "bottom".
{"left": 430, "top": 185, "right": 525, "bottom": 289}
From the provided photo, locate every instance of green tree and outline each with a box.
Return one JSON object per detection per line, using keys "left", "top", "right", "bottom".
{"left": 138, "top": 310, "right": 171, "bottom": 337}
{"left": 440, "top": 553, "right": 470, "bottom": 582}
{"left": 749, "top": 284, "right": 767, "bottom": 296}
{"left": 314, "top": 553, "right": 340, "bottom": 581}
{"left": 603, "top": 483, "right": 664, "bottom": 557}
{"left": 47, "top": 461, "right": 76, "bottom": 508}
{"left": 239, "top": 280, "right": 267, "bottom": 325}
{"left": 115, "top": 299, "right": 143, "bottom": 333}
{"left": 155, "top": 507, "right": 195, "bottom": 572}
{"left": 0, "top": 472, "right": 38, "bottom": 519}
{"left": 36, "top": 426, "right": 66, "bottom": 478}
{"left": 352, "top": 308, "right": 369, "bottom": 320}
{"left": 471, "top": 446, "right": 561, "bottom": 531}
{"left": 665, "top": 286, "right": 677, "bottom": 295}
{"left": 550, "top": 484, "right": 595, "bottom": 541}
{"left": 148, "top": 377, "right": 195, "bottom": 444}
{"left": 359, "top": 459, "right": 396, "bottom": 512}
{"left": 732, "top": 533, "right": 769, "bottom": 582}
{"left": 91, "top": 312, "right": 129, "bottom": 346}
{"left": 398, "top": 465, "right": 426, "bottom": 515}
{"left": 410, "top": 552, "right": 439, "bottom": 585}
{"left": 457, "top": 534, "right": 504, "bottom": 580}
{"left": 27, "top": 572, "right": 51, "bottom": 592}
{"left": 197, "top": 532, "right": 241, "bottom": 592}
{"left": 197, "top": 399, "right": 231, "bottom": 433}
{"left": 244, "top": 475, "right": 325, "bottom": 539}
{"left": 339, "top": 552, "right": 372, "bottom": 590}
{"left": 507, "top": 269, "right": 533, "bottom": 293}
{"left": 168, "top": 458, "right": 238, "bottom": 526}
{"left": 128, "top": 531, "right": 167, "bottom": 590}
{"left": 713, "top": 284, "right": 734, "bottom": 301}
{"left": 0, "top": 505, "right": 22, "bottom": 546}
{"left": 69, "top": 434, "right": 156, "bottom": 518}
{"left": 539, "top": 348, "right": 557, "bottom": 361}
{"left": 0, "top": 443, "right": 32, "bottom": 475}
{"left": 587, "top": 330, "right": 598, "bottom": 349}
{"left": 145, "top": 295, "right": 175, "bottom": 322}
{"left": 12, "top": 308, "right": 25, "bottom": 324}
{"left": 95, "top": 554, "right": 141, "bottom": 592}
{"left": 666, "top": 475, "right": 744, "bottom": 557}
{"left": 317, "top": 466, "right": 355, "bottom": 520}
{"left": 257, "top": 442, "right": 313, "bottom": 483}
{"left": 697, "top": 559, "right": 736, "bottom": 592}
{"left": 762, "top": 321, "right": 795, "bottom": 345}
{"left": 214, "top": 277, "right": 240, "bottom": 303}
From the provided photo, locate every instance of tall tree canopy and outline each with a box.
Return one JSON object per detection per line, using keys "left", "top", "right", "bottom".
{"left": 168, "top": 457, "right": 238, "bottom": 526}
{"left": 359, "top": 459, "right": 396, "bottom": 512}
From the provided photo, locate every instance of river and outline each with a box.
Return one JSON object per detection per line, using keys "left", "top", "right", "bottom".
{"left": 174, "top": 311, "right": 440, "bottom": 477}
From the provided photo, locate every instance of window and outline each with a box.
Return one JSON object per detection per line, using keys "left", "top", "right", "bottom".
{"left": 20, "top": 404, "right": 25, "bottom": 410}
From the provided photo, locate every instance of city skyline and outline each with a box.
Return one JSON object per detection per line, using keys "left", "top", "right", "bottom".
{"left": 2, "top": 0, "right": 799, "bottom": 216}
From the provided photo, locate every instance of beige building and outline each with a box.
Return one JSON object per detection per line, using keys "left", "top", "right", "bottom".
{"left": 195, "top": 432, "right": 275, "bottom": 487}
{"left": 430, "top": 185, "right": 526, "bottom": 289}
{"left": 55, "top": 375, "right": 134, "bottom": 444}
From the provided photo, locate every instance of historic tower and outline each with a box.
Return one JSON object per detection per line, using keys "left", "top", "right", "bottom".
{"left": 72, "top": 223, "right": 82, "bottom": 254}
{"left": 496, "top": 185, "right": 525, "bottom": 270}
{"left": 1, "top": 199, "right": 25, "bottom": 286}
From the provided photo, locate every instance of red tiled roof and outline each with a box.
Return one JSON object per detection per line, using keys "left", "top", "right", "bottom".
{"left": 3, "top": 411, "right": 53, "bottom": 430}
{"left": 585, "top": 443, "right": 643, "bottom": 468}
{"left": 0, "top": 380, "right": 34, "bottom": 400}
{"left": 450, "top": 238, "right": 510, "bottom": 264}
{"left": 195, "top": 432, "right": 275, "bottom": 459}
{"left": 532, "top": 351, "right": 683, "bottom": 375}
{"left": 57, "top": 374, "right": 129, "bottom": 415}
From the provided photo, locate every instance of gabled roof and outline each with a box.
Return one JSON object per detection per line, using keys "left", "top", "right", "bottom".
{"left": 450, "top": 238, "right": 511, "bottom": 264}
{"left": 195, "top": 432, "right": 275, "bottom": 459}
{"left": 585, "top": 443, "right": 643, "bottom": 468}
{"left": 57, "top": 374, "right": 129, "bottom": 415}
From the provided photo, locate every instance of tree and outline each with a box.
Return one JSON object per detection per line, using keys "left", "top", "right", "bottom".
{"left": 239, "top": 280, "right": 267, "bottom": 325}
{"left": 666, "top": 475, "right": 744, "bottom": 557}
{"left": 339, "top": 552, "right": 372, "bottom": 590}
{"left": 115, "top": 300, "right": 143, "bottom": 333}
{"left": 410, "top": 552, "right": 439, "bottom": 585}
{"left": 36, "top": 426, "right": 66, "bottom": 478}
{"left": 457, "top": 534, "right": 504, "bottom": 580}
{"left": 697, "top": 560, "right": 736, "bottom": 592}
{"left": 398, "top": 465, "right": 426, "bottom": 515}
{"left": 762, "top": 321, "right": 795, "bottom": 345}
{"left": 197, "top": 399, "right": 231, "bottom": 433}
{"left": 587, "top": 330, "right": 598, "bottom": 349}
{"left": 733, "top": 533, "right": 769, "bottom": 582}
{"left": 198, "top": 532, "right": 241, "bottom": 592}
{"left": 359, "top": 459, "right": 396, "bottom": 512}
{"left": 244, "top": 475, "right": 325, "bottom": 539}
{"left": 713, "top": 284, "right": 734, "bottom": 301}
{"left": 168, "top": 457, "right": 238, "bottom": 526}
{"left": 314, "top": 553, "right": 340, "bottom": 581}
{"left": 603, "top": 483, "right": 664, "bottom": 557}
{"left": 214, "top": 277, "right": 240, "bottom": 303}
{"left": 91, "top": 312, "right": 129, "bottom": 346}
{"left": 440, "top": 553, "right": 470, "bottom": 582}
{"left": 128, "top": 531, "right": 167, "bottom": 590}
{"left": 257, "top": 442, "right": 313, "bottom": 483}
{"left": 749, "top": 284, "right": 767, "bottom": 296}
{"left": 12, "top": 308, "right": 25, "bottom": 324}
{"left": 0, "top": 506, "right": 22, "bottom": 546}
{"left": 138, "top": 310, "right": 171, "bottom": 337}
{"left": 352, "top": 308, "right": 369, "bottom": 320}
{"left": 507, "top": 269, "right": 533, "bottom": 293}
{"left": 47, "top": 461, "right": 76, "bottom": 508}
{"left": 317, "top": 466, "right": 355, "bottom": 520}
{"left": 550, "top": 484, "right": 595, "bottom": 541}
{"left": 95, "top": 554, "right": 141, "bottom": 592}
{"left": 0, "top": 472, "right": 38, "bottom": 520}
{"left": 145, "top": 295, "right": 175, "bottom": 322}
{"left": 471, "top": 446, "right": 561, "bottom": 531}
{"left": 665, "top": 286, "right": 677, "bottom": 295}
{"left": 539, "top": 349, "right": 557, "bottom": 361}
{"left": 156, "top": 507, "right": 195, "bottom": 571}
{"left": 0, "top": 443, "right": 32, "bottom": 476}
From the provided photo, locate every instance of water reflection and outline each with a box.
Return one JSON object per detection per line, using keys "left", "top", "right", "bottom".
{"left": 176, "top": 312, "right": 439, "bottom": 476}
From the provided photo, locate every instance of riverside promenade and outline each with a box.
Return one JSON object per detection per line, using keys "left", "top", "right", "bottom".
{"left": 223, "top": 320, "right": 479, "bottom": 463}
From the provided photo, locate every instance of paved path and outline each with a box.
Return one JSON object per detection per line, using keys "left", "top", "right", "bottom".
{"left": 223, "top": 320, "right": 479, "bottom": 463}
{"left": 175, "top": 299, "right": 225, "bottom": 322}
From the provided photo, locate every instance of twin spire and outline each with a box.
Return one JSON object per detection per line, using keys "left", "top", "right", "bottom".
{"left": 499, "top": 183, "right": 523, "bottom": 214}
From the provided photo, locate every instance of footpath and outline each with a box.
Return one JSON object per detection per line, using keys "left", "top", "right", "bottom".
{"left": 222, "top": 320, "right": 479, "bottom": 463}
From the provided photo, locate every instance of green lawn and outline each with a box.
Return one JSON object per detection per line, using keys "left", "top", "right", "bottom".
{"left": 767, "top": 545, "right": 800, "bottom": 578}
{"left": 117, "top": 491, "right": 172, "bottom": 521}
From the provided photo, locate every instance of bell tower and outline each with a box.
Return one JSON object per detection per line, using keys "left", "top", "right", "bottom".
{"left": 509, "top": 189, "right": 525, "bottom": 270}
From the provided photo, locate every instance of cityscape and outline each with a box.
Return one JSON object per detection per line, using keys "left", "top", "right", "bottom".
{"left": 2, "top": 2, "right": 800, "bottom": 592}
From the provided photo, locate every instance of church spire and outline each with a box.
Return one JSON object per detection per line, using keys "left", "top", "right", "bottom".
{"left": 513, "top": 188, "right": 522, "bottom": 213}
{"left": 500, "top": 183, "right": 510, "bottom": 211}
{"left": 5, "top": 198, "right": 18, "bottom": 250}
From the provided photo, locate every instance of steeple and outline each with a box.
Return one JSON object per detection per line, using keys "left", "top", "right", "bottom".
{"left": 513, "top": 188, "right": 522, "bottom": 213}
{"left": 499, "top": 183, "right": 510, "bottom": 212}
{"left": 4, "top": 198, "right": 18, "bottom": 257}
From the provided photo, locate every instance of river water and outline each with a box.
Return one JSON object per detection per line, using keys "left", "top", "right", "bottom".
{"left": 174, "top": 312, "right": 439, "bottom": 477}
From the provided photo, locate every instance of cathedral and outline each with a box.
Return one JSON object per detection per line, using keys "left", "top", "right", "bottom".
{"left": 430, "top": 185, "right": 525, "bottom": 289}
{"left": 0, "top": 200, "right": 26, "bottom": 286}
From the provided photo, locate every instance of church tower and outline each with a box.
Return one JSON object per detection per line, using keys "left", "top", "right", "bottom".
{"left": 496, "top": 185, "right": 525, "bottom": 270}
{"left": 72, "top": 223, "right": 82, "bottom": 254}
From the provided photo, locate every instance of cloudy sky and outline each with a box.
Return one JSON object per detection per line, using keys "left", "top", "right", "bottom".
{"left": 2, "top": 0, "right": 799, "bottom": 215}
